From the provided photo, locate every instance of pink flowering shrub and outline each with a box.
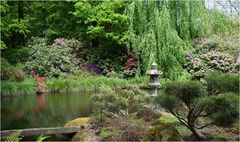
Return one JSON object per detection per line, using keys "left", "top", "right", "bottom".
{"left": 31, "top": 70, "right": 47, "bottom": 93}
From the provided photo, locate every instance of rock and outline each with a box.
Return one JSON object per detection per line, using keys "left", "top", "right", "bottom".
{"left": 72, "top": 125, "right": 101, "bottom": 141}
{"left": 154, "top": 112, "right": 180, "bottom": 125}
{"left": 64, "top": 117, "right": 90, "bottom": 128}
{"left": 143, "top": 124, "right": 182, "bottom": 141}
{"left": 136, "top": 107, "right": 161, "bottom": 122}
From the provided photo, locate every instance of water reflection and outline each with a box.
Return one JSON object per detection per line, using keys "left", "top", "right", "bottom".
{"left": 1, "top": 92, "right": 92, "bottom": 130}
{"left": 32, "top": 94, "right": 47, "bottom": 116}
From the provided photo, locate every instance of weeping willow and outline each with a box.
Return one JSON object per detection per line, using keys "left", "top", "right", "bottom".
{"left": 128, "top": 0, "right": 208, "bottom": 79}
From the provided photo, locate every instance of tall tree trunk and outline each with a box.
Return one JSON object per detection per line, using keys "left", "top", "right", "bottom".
{"left": 18, "top": 1, "right": 24, "bottom": 21}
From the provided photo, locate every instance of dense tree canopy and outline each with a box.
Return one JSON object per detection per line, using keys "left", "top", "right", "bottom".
{"left": 1, "top": 0, "right": 239, "bottom": 79}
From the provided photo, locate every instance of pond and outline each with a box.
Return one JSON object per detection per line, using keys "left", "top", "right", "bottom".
{"left": 1, "top": 92, "right": 93, "bottom": 130}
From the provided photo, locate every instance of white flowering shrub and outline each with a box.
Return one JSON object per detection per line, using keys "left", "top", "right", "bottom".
{"left": 24, "top": 37, "right": 78, "bottom": 78}
{"left": 185, "top": 46, "right": 238, "bottom": 79}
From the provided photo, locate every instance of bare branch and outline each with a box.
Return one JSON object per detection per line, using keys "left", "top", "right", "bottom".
{"left": 168, "top": 109, "right": 190, "bottom": 129}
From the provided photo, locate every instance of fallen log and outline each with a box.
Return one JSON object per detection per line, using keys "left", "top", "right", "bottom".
{"left": 1, "top": 126, "right": 81, "bottom": 138}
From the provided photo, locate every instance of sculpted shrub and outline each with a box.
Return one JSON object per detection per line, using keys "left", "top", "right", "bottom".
{"left": 198, "top": 92, "right": 239, "bottom": 126}
{"left": 204, "top": 71, "right": 239, "bottom": 95}
{"left": 156, "top": 80, "right": 239, "bottom": 140}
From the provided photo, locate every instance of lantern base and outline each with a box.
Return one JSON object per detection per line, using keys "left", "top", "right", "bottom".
{"left": 151, "top": 88, "right": 158, "bottom": 97}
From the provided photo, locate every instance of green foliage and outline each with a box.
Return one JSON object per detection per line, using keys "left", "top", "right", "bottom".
{"left": 24, "top": 37, "right": 77, "bottom": 78}
{"left": 119, "top": 86, "right": 151, "bottom": 113}
{"left": 156, "top": 80, "right": 239, "bottom": 139}
{"left": 209, "top": 133, "right": 232, "bottom": 141}
{"left": 1, "top": 79, "right": 35, "bottom": 95}
{"left": 209, "top": 10, "right": 237, "bottom": 36}
{"left": 198, "top": 92, "right": 239, "bottom": 126}
{"left": 99, "top": 128, "right": 113, "bottom": 139}
{"left": 90, "top": 85, "right": 127, "bottom": 125}
{"left": 90, "top": 85, "right": 150, "bottom": 126}
{"left": 1, "top": 0, "right": 29, "bottom": 48}
{"left": 128, "top": 1, "right": 192, "bottom": 79}
{"left": 36, "top": 135, "right": 49, "bottom": 142}
{"left": 1, "top": 58, "right": 26, "bottom": 81}
{"left": 28, "top": 1, "right": 77, "bottom": 40}
{"left": 4, "top": 131, "right": 22, "bottom": 142}
{"left": 1, "top": 73, "right": 148, "bottom": 95}
{"left": 204, "top": 71, "right": 239, "bottom": 95}
{"left": 1, "top": 47, "right": 30, "bottom": 65}
{"left": 155, "top": 93, "right": 179, "bottom": 111}
{"left": 1, "top": 58, "right": 14, "bottom": 80}
{"left": 74, "top": 0, "right": 129, "bottom": 46}
{"left": 164, "top": 80, "right": 206, "bottom": 106}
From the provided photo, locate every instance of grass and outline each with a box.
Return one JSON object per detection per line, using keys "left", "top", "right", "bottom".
{"left": 209, "top": 133, "right": 233, "bottom": 141}
{"left": 1, "top": 79, "right": 35, "bottom": 95}
{"left": 99, "top": 128, "right": 113, "bottom": 139}
{"left": 1, "top": 75, "right": 149, "bottom": 95}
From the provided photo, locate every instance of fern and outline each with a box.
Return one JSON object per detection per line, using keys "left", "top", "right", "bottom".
{"left": 4, "top": 130, "right": 22, "bottom": 142}
{"left": 36, "top": 135, "right": 49, "bottom": 142}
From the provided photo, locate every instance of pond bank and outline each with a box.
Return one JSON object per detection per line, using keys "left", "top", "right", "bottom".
{"left": 1, "top": 75, "right": 149, "bottom": 96}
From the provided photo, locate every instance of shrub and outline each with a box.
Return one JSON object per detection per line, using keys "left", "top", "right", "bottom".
{"left": 1, "top": 58, "right": 25, "bottom": 81}
{"left": 10, "top": 67, "right": 26, "bottom": 82}
{"left": 198, "top": 92, "right": 239, "bottom": 126}
{"left": 83, "top": 64, "right": 101, "bottom": 75}
{"left": 123, "top": 51, "right": 138, "bottom": 78}
{"left": 90, "top": 86, "right": 127, "bottom": 126}
{"left": 24, "top": 37, "right": 77, "bottom": 78}
{"left": 1, "top": 58, "right": 13, "bottom": 80}
{"left": 185, "top": 40, "right": 238, "bottom": 79}
{"left": 204, "top": 71, "right": 239, "bottom": 95}
{"left": 1, "top": 47, "right": 30, "bottom": 65}
{"left": 164, "top": 80, "right": 206, "bottom": 105}
{"left": 90, "top": 85, "right": 150, "bottom": 126}
{"left": 102, "top": 116, "right": 148, "bottom": 141}
{"left": 53, "top": 38, "right": 89, "bottom": 67}
{"left": 119, "top": 85, "right": 151, "bottom": 113}
{"left": 156, "top": 80, "right": 239, "bottom": 140}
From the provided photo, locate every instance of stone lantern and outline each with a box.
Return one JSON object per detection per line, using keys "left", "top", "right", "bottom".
{"left": 147, "top": 62, "right": 161, "bottom": 97}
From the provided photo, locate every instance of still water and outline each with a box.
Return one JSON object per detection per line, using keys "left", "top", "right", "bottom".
{"left": 1, "top": 92, "right": 93, "bottom": 130}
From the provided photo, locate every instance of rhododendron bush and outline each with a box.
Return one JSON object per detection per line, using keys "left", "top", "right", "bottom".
{"left": 24, "top": 37, "right": 88, "bottom": 78}
{"left": 185, "top": 46, "right": 238, "bottom": 79}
